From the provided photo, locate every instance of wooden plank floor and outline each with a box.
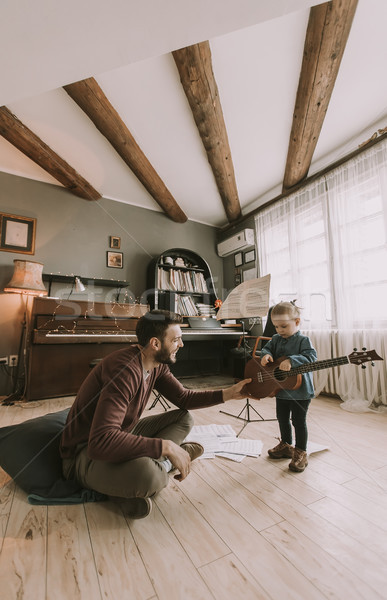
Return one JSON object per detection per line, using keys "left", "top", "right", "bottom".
{"left": 1, "top": 392, "right": 387, "bottom": 599}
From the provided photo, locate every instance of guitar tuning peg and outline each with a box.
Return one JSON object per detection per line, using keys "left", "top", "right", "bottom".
{"left": 362, "top": 347, "right": 367, "bottom": 351}
{"left": 353, "top": 347, "right": 357, "bottom": 352}
{"left": 361, "top": 364, "right": 366, "bottom": 369}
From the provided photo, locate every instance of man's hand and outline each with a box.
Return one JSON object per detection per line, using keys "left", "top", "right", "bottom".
{"left": 222, "top": 378, "right": 252, "bottom": 402}
{"left": 161, "top": 439, "right": 191, "bottom": 481}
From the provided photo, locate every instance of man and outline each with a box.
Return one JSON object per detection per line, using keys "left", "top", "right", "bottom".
{"left": 60, "top": 309, "right": 251, "bottom": 518}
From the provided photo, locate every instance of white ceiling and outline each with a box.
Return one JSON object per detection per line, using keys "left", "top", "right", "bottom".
{"left": 1, "top": 0, "right": 387, "bottom": 228}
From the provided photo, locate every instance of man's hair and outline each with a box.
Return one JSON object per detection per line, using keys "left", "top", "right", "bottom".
{"left": 271, "top": 301, "right": 301, "bottom": 320}
{"left": 136, "top": 309, "right": 183, "bottom": 347}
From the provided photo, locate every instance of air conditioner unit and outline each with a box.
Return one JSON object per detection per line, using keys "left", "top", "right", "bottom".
{"left": 217, "top": 228, "right": 255, "bottom": 257}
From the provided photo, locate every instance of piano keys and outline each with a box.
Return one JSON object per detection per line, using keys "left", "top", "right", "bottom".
{"left": 36, "top": 329, "right": 240, "bottom": 344}
{"left": 33, "top": 330, "right": 138, "bottom": 344}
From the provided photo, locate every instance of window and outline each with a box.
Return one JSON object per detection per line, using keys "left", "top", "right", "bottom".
{"left": 256, "top": 139, "right": 387, "bottom": 329}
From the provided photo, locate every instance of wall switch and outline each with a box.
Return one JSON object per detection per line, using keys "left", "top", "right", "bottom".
{"left": 9, "top": 355, "right": 18, "bottom": 367}
{"left": 0, "top": 356, "right": 8, "bottom": 365}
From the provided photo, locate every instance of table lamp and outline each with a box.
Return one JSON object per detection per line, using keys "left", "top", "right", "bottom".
{"left": 4, "top": 259, "right": 47, "bottom": 295}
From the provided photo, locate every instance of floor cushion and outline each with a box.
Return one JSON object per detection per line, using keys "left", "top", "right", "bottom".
{"left": 0, "top": 408, "right": 106, "bottom": 505}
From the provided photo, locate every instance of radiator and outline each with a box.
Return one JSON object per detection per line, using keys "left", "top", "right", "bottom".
{"left": 304, "top": 330, "right": 387, "bottom": 407}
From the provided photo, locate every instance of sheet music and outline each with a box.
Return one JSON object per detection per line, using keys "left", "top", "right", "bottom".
{"left": 217, "top": 453, "right": 244, "bottom": 463}
{"left": 216, "top": 274, "right": 271, "bottom": 319}
{"left": 186, "top": 433, "right": 220, "bottom": 455}
{"left": 217, "top": 439, "right": 263, "bottom": 457}
{"left": 186, "top": 424, "right": 236, "bottom": 437}
{"left": 184, "top": 424, "right": 235, "bottom": 458}
{"left": 184, "top": 424, "right": 262, "bottom": 461}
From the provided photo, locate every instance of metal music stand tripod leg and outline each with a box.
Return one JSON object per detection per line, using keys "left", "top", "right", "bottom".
{"left": 149, "top": 391, "right": 171, "bottom": 411}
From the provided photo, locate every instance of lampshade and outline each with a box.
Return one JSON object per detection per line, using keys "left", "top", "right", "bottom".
{"left": 4, "top": 260, "right": 48, "bottom": 296}
{"left": 74, "top": 276, "right": 86, "bottom": 292}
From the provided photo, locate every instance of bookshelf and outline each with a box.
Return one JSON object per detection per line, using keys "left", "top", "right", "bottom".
{"left": 146, "top": 248, "right": 217, "bottom": 319}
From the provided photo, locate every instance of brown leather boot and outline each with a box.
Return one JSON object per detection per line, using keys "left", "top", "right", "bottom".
{"left": 289, "top": 447, "right": 308, "bottom": 472}
{"left": 267, "top": 440, "right": 293, "bottom": 459}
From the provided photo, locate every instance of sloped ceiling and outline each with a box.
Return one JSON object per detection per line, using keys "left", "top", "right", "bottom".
{"left": 0, "top": 0, "right": 386, "bottom": 228}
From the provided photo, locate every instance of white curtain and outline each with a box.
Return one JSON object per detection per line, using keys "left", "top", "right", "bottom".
{"left": 255, "top": 139, "right": 387, "bottom": 409}
{"left": 256, "top": 178, "right": 331, "bottom": 327}
{"left": 325, "top": 141, "right": 387, "bottom": 329}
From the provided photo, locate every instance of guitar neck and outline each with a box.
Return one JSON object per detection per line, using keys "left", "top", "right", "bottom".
{"left": 289, "top": 356, "right": 349, "bottom": 377}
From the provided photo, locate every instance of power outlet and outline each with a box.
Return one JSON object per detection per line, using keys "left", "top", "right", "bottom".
{"left": 0, "top": 356, "right": 8, "bottom": 365}
{"left": 9, "top": 355, "right": 18, "bottom": 367}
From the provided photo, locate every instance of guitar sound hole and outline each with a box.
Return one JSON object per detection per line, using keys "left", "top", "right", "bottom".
{"left": 274, "top": 368, "right": 287, "bottom": 382}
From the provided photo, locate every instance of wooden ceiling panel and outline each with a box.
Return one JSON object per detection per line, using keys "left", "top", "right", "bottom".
{"left": 283, "top": 0, "right": 358, "bottom": 192}
{"left": 0, "top": 106, "right": 101, "bottom": 201}
{"left": 63, "top": 78, "right": 188, "bottom": 223}
{"left": 173, "top": 42, "right": 241, "bottom": 223}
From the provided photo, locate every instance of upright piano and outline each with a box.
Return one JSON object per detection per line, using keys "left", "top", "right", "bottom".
{"left": 25, "top": 297, "right": 147, "bottom": 401}
{"left": 25, "top": 297, "right": 242, "bottom": 400}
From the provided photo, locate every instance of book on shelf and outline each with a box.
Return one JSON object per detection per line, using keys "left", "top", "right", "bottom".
{"left": 196, "top": 303, "right": 216, "bottom": 317}
{"left": 157, "top": 267, "right": 208, "bottom": 294}
{"left": 176, "top": 295, "right": 199, "bottom": 316}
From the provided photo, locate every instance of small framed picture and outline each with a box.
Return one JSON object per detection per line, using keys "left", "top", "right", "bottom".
{"left": 242, "top": 267, "right": 257, "bottom": 282}
{"left": 234, "top": 252, "right": 243, "bottom": 267}
{"left": 110, "top": 236, "right": 121, "bottom": 249}
{"left": 244, "top": 249, "right": 256, "bottom": 264}
{"left": 0, "top": 213, "right": 36, "bottom": 255}
{"left": 107, "top": 251, "right": 123, "bottom": 269}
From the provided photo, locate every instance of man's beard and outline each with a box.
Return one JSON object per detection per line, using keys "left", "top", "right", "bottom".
{"left": 154, "top": 346, "right": 177, "bottom": 365}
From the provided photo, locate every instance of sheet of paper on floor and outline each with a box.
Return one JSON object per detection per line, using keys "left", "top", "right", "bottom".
{"left": 307, "top": 441, "right": 329, "bottom": 454}
{"left": 216, "top": 438, "right": 263, "bottom": 457}
{"left": 217, "top": 452, "right": 244, "bottom": 463}
{"left": 185, "top": 424, "right": 262, "bottom": 461}
{"left": 187, "top": 423, "right": 236, "bottom": 439}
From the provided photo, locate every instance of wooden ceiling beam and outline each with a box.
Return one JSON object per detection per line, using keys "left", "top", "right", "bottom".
{"left": 63, "top": 78, "right": 187, "bottom": 224}
{"left": 283, "top": 0, "right": 358, "bottom": 192}
{"left": 0, "top": 106, "right": 101, "bottom": 200}
{"left": 172, "top": 41, "right": 241, "bottom": 223}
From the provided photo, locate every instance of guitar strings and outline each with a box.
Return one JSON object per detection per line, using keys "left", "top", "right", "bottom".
{"left": 253, "top": 357, "right": 349, "bottom": 383}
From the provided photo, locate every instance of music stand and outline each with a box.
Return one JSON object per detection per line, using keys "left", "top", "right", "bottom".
{"left": 219, "top": 320, "right": 276, "bottom": 435}
{"left": 216, "top": 275, "right": 275, "bottom": 435}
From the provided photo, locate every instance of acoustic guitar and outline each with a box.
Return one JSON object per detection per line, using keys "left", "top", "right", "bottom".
{"left": 243, "top": 349, "right": 383, "bottom": 399}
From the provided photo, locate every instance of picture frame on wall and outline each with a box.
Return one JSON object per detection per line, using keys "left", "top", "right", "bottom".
{"left": 244, "top": 248, "right": 256, "bottom": 264}
{"left": 110, "top": 236, "right": 121, "bottom": 249}
{"left": 0, "top": 213, "right": 36, "bottom": 255}
{"left": 234, "top": 252, "right": 243, "bottom": 267}
{"left": 242, "top": 267, "right": 257, "bottom": 282}
{"left": 107, "top": 251, "right": 123, "bottom": 268}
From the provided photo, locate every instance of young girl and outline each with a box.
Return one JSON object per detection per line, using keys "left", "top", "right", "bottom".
{"left": 260, "top": 301, "right": 317, "bottom": 472}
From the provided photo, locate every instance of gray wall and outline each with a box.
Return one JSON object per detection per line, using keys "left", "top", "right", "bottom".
{"left": 0, "top": 172, "right": 226, "bottom": 395}
{"left": 216, "top": 216, "right": 257, "bottom": 291}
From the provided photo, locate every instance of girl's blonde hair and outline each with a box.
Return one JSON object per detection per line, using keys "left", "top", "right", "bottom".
{"left": 271, "top": 300, "right": 301, "bottom": 320}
